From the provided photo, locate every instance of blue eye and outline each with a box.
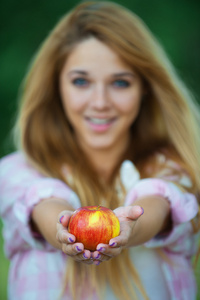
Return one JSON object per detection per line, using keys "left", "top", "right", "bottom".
{"left": 113, "top": 80, "right": 130, "bottom": 87}
{"left": 72, "top": 78, "right": 88, "bottom": 86}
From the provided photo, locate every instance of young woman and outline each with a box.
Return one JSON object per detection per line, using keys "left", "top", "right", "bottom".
{"left": 0, "top": 1, "right": 199, "bottom": 300}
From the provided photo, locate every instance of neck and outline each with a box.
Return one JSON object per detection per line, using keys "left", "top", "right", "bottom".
{"left": 80, "top": 137, "right": 131, "bottom": 182}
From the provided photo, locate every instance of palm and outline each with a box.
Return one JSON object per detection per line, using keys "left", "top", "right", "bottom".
{"left": 113, "top": 205, "right": 143, "bottom": 246}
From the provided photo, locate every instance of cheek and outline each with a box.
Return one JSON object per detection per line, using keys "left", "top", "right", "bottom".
{"left": 116, "top": 92, "right": 142, "bottom": 115}
{"left": 61, "top": 88, "right": 87, "bottom": 114}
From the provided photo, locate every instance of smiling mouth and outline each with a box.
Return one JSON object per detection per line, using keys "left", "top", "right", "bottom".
{"left": 86, "top": 117, "right": 115, "bottom": 124}
{"left": 89, "top": 118, "right": 111, "bottom": 124}
{"left": 85, "top": 117, "right": 116, "bottom": 132}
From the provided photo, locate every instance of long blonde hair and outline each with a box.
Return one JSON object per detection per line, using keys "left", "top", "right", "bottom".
{"left": 14, "top": 1, "right": 200, "bottom": 299}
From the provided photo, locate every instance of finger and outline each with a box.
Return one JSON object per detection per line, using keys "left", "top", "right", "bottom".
{"left": 114, "top": 205, "right": 144, "bottom": 220}
{"left": 56, "top": 223, "right": 76, "bottom": 244}
{"left": 63, "top": 246, "right": 94, "bottom": 265}
{"left": 92, "top": 251, "right": 102, "bottom": 260}
{"left": 58, "top": 210, "right": 73, "bottom": 227}
{"left": 92, "top": 250, "right": 108, "bottom": 265}
{"left": 74, "top": 250, "right": 93, "bottom": 264}
{"left": 95, "top": 244, "right": 122, "bottom": 258}
{"left": 130, "top": 205, "right": 144, "bottom": 219}
{"left": 57, "top": 211, "right": 76, "bottom": 244}
{"left": 109, "top": 222, "right": 132, "bottom": 247}
{"left": 83, "top": 249, "right": 92, "bottom": 259}
{"left": 93, "top": 253, "right": 112, "bottom": 262}
{"left": 56, "top": 231, "right": 76, "bottom": 245}
{"left": 62, "top": 242, "right": 84, "bottom": 256}
{"left": 92, "top": 247, "right": 122, "bottom": 265}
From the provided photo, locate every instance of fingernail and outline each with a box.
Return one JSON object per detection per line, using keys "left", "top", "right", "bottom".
{"left": 83, "top": 253, "right": 88, "bottom": 259}
{"left": 141, "top": 207, "right": 144, "bottom": 215}
{"left": 94, "top": 260, "right": 101, "bottom": 265}
{"left": 109, "top": 242, "right": 117, "bottom": 247}
{"left": 95, "top": 253, "right": 101, "bottom": 259}
{"left": 76, "top": 246, "right": 82, "bottom": 252}
{"left": 68, "top": 237, "right": 74, "bottom": 243}
{"left": 59, "top": 216, "right": 64, "bottom": 223}
{"left": 97, "top": 247, "right": 105, "bottom": 252}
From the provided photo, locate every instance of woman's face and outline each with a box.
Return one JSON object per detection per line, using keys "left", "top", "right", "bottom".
{"left": 59, "top": 37, "right": 143, "bottom": 153}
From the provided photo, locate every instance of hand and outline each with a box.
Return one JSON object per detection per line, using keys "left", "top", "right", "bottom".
{"left": 56, "top": 210, "right": 94, "bottom": 265}
{"left": 92, "top": 206, "right": 143, "bottom": 264}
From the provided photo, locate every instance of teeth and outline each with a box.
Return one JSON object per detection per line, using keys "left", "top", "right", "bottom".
{"left": 89, "top": 118, "right": 110, "bottom": 124}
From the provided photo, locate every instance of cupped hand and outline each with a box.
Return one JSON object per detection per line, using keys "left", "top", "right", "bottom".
{"left": 56, "top": 210, "right": 93, "bottom": 265}
{"left": 93, "top": 205, "right": 144, "bottom": 264}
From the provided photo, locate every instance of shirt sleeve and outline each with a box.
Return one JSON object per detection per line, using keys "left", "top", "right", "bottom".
{"left": 0, "top": 152, "right": 81, "bottom": 258}
{"left": 124, "top": 178, "right": 199, "bottom": 256}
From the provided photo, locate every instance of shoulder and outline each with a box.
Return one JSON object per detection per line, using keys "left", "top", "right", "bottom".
{"left": 1, "top": 151, "right": 32, "bottom": 167}
{"left": 0, "top": 151, "right": 43, "bottom": 181}
{"left": 0, "top": 152, "right": 81, "bottom": 211}
{"left": 138, "top": 147, "right": 193, "bottom": 190}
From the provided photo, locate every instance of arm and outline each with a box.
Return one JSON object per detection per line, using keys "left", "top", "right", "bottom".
{"left": 48, "top": 194, "right": 170, "bottom": 265}
{"left": 0, "top": 152, "right": 81, "bottom": 258}
{"left": 31, "top": 197, "right": 74, "bottom": 249}
{"left": 91, "top": 178, "right": 199, "bottom": 264}
{"left": 88, "top": 195, "right": 170, "bottom": 261}
{"left": 31, "top": 198, "right": 95, "bottom": 263}
{"left": 114, "top": 195, "right": 171, "bottom": 247}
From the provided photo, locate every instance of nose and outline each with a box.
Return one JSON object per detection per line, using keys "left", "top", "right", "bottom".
{"left": 91, "top": 84, "right": 110, "bottom": 110}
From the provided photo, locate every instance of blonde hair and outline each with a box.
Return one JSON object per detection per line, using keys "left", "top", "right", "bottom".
{"left": 14, "top": 1, "right": 200, "bottom": 299}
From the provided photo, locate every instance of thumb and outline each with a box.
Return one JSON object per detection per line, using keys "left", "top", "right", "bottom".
{"left": 58, "top": 211, "right": 73, "bottom": 227}
{"left": 125, "top": 205, "right": 144, "bottom": 220}
{"left": 114, "top": 205, "right": 144, "bottom": 221}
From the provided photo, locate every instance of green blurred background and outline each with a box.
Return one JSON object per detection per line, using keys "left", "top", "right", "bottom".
{"left": 0, "top": 0, "right": 199, "bottom": 299}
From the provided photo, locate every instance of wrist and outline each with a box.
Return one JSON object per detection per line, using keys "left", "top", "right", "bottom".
{"left": 128, "top": 196, "right": 171, "bottom": 246}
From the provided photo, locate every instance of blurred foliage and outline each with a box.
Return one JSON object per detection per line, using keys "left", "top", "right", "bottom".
{"left": 0, "top": 0, "right": 200, "bottom": 157}
{"left": 0, "top": 0, "right": 200, "bottom": 299}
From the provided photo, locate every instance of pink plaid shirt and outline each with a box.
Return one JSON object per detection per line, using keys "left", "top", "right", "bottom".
{"left": 0, "top": 152, "right": 199, "bottom": 300}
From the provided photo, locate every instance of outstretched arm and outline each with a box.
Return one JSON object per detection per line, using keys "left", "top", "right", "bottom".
{"left": 31, "top": 198, "right": 94, "bottom": 264}
{"left": 90, "top": 195, "right": 170, "bottom": 263}
{"left": 113, "top": 195, "right": 171, "bottom": 248}
{"left": 41, "top": 194, "right": 170, "bottom": 265}
{"left": 31, "top": 197, "right": 74, "bottom": 249}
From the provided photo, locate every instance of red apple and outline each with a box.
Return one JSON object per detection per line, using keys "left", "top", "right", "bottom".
{"left": 68, "top": 206, "right": 120, "bottom": 251}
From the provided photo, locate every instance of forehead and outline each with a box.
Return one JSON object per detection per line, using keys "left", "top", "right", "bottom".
{"left": 62, "top": 37, "right": 133, "bottom": 72}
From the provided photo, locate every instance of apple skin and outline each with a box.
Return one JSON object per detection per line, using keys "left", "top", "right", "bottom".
{"left": 68, "top": 206, "right": 120, "bottom": 251}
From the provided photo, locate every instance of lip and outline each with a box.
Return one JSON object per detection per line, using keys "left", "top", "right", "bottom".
{"left": 85, "top": 115, "right": 116, "bottom": 119}
{"left": 85, "top": 116, "right": 116, "bottom": 132}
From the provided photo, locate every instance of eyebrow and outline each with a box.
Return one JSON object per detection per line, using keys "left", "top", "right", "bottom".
{"left": 68, "top": 70, "right": 135, "bottom": 77}
{"left": 112, "top": 72, "right": 135, "bottom": 78}
{"left": 68, "top": 70, "right": 88, "bottom": 76}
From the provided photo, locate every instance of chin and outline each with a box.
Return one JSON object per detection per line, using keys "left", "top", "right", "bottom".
{"left": 86, "top": 138, "right": 116, "bottom": 150}
{"left": 76, "top": 133, "right": 115, "bottom": 150}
